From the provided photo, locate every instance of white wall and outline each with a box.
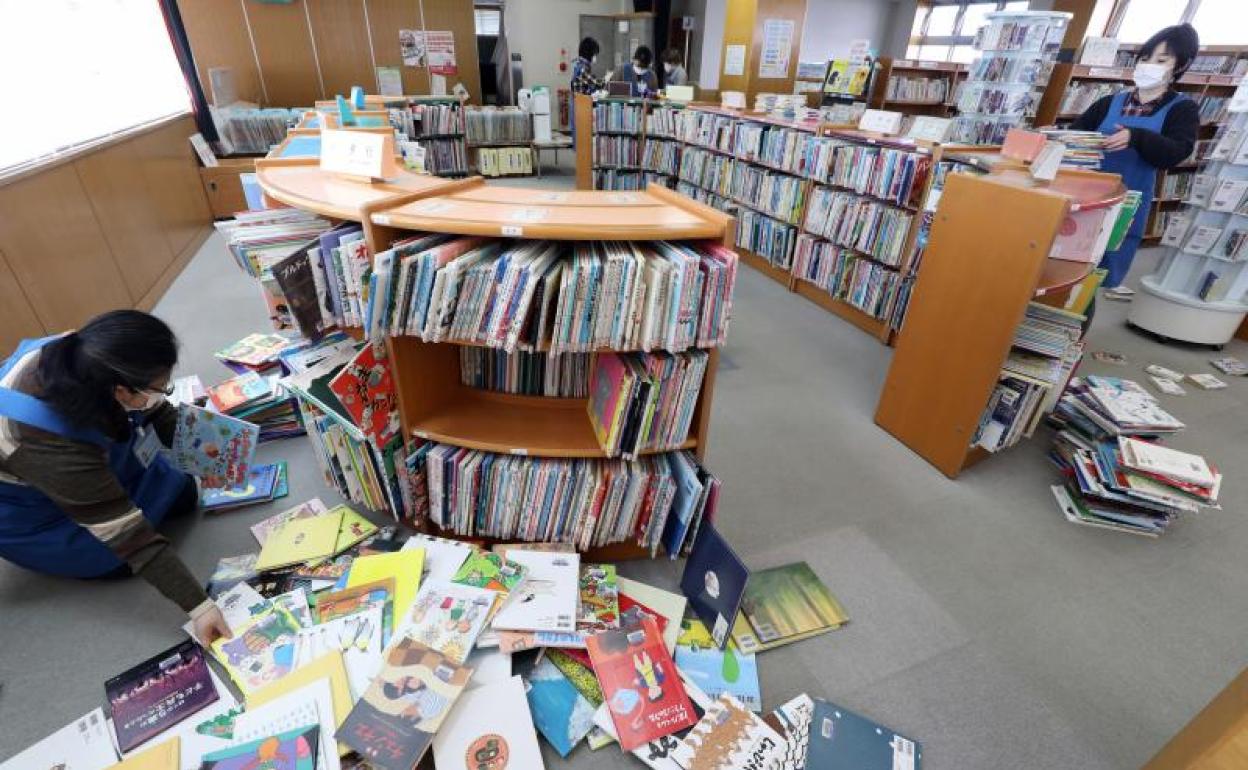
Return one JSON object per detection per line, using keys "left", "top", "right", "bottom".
{"left": 699, "top": 0, "right": 727, "bottom": 89}
{"left": 503, "top": 0, "right": 625, "bottom": 94}
{"left": 797, "top": 0, "right": 898, "bottom": 64}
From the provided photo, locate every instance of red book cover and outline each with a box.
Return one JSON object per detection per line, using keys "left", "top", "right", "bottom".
{"left": 586, "top": 614, "right": 696, "bottom": 751}
{"left": 329, "top": 344, "right": 399, "bottom": 444}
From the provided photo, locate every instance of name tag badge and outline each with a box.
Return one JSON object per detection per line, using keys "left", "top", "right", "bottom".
{"left": 134, "top": 426, "right": 162, "bottom": 468}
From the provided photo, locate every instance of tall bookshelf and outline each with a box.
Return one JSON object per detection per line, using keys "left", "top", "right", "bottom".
{"left": 464, "top": 106, "right": 535, "bottom": 178}
{"left": 384, "top": 95, "right": 470, "bottom": 178}
{"left": 875, "top": 166, "right": 1125, "bottom": 478}
{"left": 869, "top": 58, "right": 966, "bottom": 118}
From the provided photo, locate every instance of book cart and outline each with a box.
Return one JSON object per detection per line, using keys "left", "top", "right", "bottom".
{"left": 874, "top": 165, "right": 1126, "bottom": 478}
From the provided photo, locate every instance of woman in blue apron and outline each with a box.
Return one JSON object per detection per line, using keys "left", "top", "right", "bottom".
{"left": 1071, "top": 24, "right": 1201, "bottom": 289}
{"left": 0, "top": 310, "right": 230, "bottom": 643}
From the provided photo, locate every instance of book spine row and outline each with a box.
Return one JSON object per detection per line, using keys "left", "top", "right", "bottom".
{"left": 396, "top": 103, "right": 465, "bottom": 136}
{"left": 647, "top": 106, "right": 681, "bottom": 138}
{"left": 299, "top": 399, "right": 404, "bottom": 518}
{"left": 678, "top": 147, "right": 734, "bottom": 199}
{"left": 593, "top": 102, "right": 644, "bottom": 133}
{"left": 459, "top": 348, "right": 593, "bottom": 397}
{"left": 826, "top": 144, "right": 929, "bottom": 208}
{"left": 420, "top": 137, "right": 470, "bottom": 175}
{"left": 730, "top": 165, "right": 806, "bottom": 226}
{"left": 588, "top": 350, "right": 709, "bottom": 458}
{"left": 477, "top": 146, "right": 534, "bottom": 177}
{"left": 885, "top": 76, "right": 949, "bottom": 102}
{"left": 967, "top": 54, "right": 1049, "bottom": 86}
{"left": 676, "top": 181, "right": 733, "bottom": 212}
{"left": 793, "top": 235, "right": 904, "bottom": 320}
{"left": 731, "top": 123, "right": 811, "bottom": 175}
{"left": 594, "top": 169, "right": 645, "bottom": 190}
{"left": 642, "top": 138, "right": 681, "bottom": 175}
{"left": 690, "top": 113, "right": 736, "bottom": 152}
{"left": 803, "top": 187, "right": 914, "bottom": 267}
{"left": 957, "top": 82, "right": 1038, "bottom": 118}
{"left": 736, "top": 208, "right": 798, "bottom": 269}
{"left": 465, "top": 109, "right": 533, "bottom": 144}
{"left": 593, "top": 135, "right": 641, "bottom": 168}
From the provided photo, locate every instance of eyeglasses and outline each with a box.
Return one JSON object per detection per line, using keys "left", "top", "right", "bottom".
{"left": 130, "top": 383, "right": 175, "bottom": 397}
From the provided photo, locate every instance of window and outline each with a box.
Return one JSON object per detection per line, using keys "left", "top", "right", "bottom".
{"left": 960, "top": 3, "right": 1000, "bottom": 40}
{"left": 1084, "top": 0, "right": 1117, "bottom": 37}
{"left": 474, "top": 7, "right": 501, "bottom": 37}
{"left": 1114, "top": 0, "right": 1187, "bottom": 43}
{"left": 926, "top": 5, "right": 961, "bottom": 36}
{"left": 0, "top": 0, "right": 189, "bottom": 174}
{"left": 907, "top": 1, "right": 1024, "bottom": 64}
{"left": 1189, "top": 0, "right": 1246, "bottom": 46}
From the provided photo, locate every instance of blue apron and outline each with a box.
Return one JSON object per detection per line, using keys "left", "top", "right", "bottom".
{"left": 0, "top": 336, "right": 190, "bottom": 578}
{"left": 1096, "top": 89, "right": 1189, "bottom": 287}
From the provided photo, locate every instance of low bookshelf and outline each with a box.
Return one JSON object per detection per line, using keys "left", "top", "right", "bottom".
{"left": 868, "top": 58, "right": 966, "bottom": 118}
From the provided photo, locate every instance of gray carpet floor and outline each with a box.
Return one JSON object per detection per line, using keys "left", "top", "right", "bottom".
{"left": 2, "top": 161, "right": 1246, "bottom": 768}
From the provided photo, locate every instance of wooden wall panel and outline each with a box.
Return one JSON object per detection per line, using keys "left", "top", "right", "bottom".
{"left": 417, "top": 0, "right": 483, "bottom": 103}
{"left": 308, "top": 0, "right": 378, "bottom": 98}
{"left": 178, "top": 0, "right": 264, "bottom": 104}
{"left": 0, "top": 248, "right": 45, "bottom": 353}
{"left": 719, "top": 0, "right": 757, "bottom": 96}
{"left": 73, "top": 139, "right": 175, "bottom": 302}
{"left": 365, "top": 0, "right": 431, "bottom": 96}
{"left": 246, "top": 0, "right": 323, "bottom": 106}
{"left": 0, "top": 165, "right": 134, "bottom": 331}
{"left": 748, "top": 0, "right": 805, "bottom": 100}
{"left": 137, "top": 120, "right": 214, "bottom": 259}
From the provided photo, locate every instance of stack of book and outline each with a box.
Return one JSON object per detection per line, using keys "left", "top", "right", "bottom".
{"left": 586, "top": 350, "right": 709, "bottom": 458}
{"left": 389, "top": 101, "right": 464, "bottom": 137}
{"left": 1050, "top": 378, "right": 1218, "bottom": 536}
{"left": 214, "top": 210, "right": 333, "bottom": 279}
{"left": 465, "top": 106, "right": 532, "bottom": 144}
{"left": 207, "top": 371, "right": 303, "bottom": 442}
{"left": 1039, "top": 129, "right": 1105, "bottom": 169}
{"left": 214, "top": 333, "right": 296, "bottom": 376}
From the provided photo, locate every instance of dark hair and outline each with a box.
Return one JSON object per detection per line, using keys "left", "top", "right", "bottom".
{"left": 37, "top": 310, "right": 178, "bottom": 433}
{"left": 633, "top": 46, "right": 653, "bottom": 68}
{"left": 578, "top": 37, "right": 600, "bottom": 60}
{"left": 662, "top": 48, "right": 682, "bottom": 66}
{"left": 1139, "top": 23, "right": 1200, "bottom": 79}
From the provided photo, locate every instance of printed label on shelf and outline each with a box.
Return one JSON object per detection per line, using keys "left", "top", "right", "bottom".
{"left": 413, "top": 430, "right": 429, "bottom": 439}
{"left": 510, "top": 448, "right": 529, "bottom": 456}
{"left": 509, "top": 207, "right": 548, "bottom": 222}
{"left": 501, "top": 225, "right": 524, "bottom": 236}
{"left": 1088, "top": 67, "right": 1123, "bottom": 79}
{"left": 538, "top": 192, "right": 567, "bottom": 202}
{"left": 373, "top": 214, "right": 391, "bottom": 225}
{"left": 320, "top": 129, "right": 395, "bottom": 179}
{"left": 608, "top": 193, "right": 637, "bottom": 203}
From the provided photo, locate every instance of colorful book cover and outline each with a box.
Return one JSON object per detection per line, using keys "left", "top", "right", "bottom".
{"left": 763, "top": 694, "right": 815, "bottom": 770}
{"left": 272, "top": 460, "right": 289, "bottom": 499}
{"left": 327, "top": 343, "right": 400, "bottom": 444}
{"left": 106, "top": 640, "right": 219, "bottom": 753}
{"left": 524, "top": 655, "right": 597, "bottom": 757}
{"left": 586, "top": 614, "right": 697, "bottom": 752}
{"left": 201, "top": 462, "right": 280, "bottom": 511}
{"left": 498, "top": 629, "right": 585, "bottom": 654}
{"left": 313, "top": 578, "right": 396, "bottom": 645}
{"left": 251, "top": 498, "right": 330, "bottom": 545}
{"left": 171, "top": 405, "right": 258, "bottom": 488}
{"left": 806, "top": 698, "right": 922, "bottom": 770}
{"left": 292, "top": 553, "right": 353, "bottom": 581}
{"left": 330, "top": 505, "right": 380, "bottom": 555}
{"left": 432, "top": 675, "right": 545, "bottom": 770}
{"left": 452, "top": 551, "right": 527, "bottom": 593}
{"left": 110, "top": 736, "right": 179, "bottom": 769}
{"left": 200, "top": 725, "right": 320, "bottom": 769}
{"left": 206, "top": 553, "right": 259, "bottom": 598}
{"left": 272, "top": 587, "right": 313, "bottom": 628}
{"left": 402, "top": 533, "right": 473, "bottom": 583}
{"left": 348, "top": 550, "right": 426, "bottom": 622}
{"left": 737, "top": 562, "right": 848, "bottom": 650}
{"left": 587, "top": 352, "right": 633, "bottom": 454}
{"left": 254, "top": 510, "right": 344, "bottom": 572}
{"left": 618, "top": 577, "right": 686, "bottom": 654}
{"left": 399, "top": 580, "right": 497, "bottom": 665}
{"left": 338, "top": 636, "right": 474, "bottom": 770}
{"left": 546, "top": 648, "right": 604, "bottom": 706}
{"left": 491, "top": 550, "right": 579, "bottom": 633}
{"left": 208, "top": 371, "right": 271, "bottom": 413}
{"left": 214, "top": 582, "right": 272, "bottom": 631}
{"left": 215, "top": 333, "right": 294, "bottom": 367}
{"left": 591, "top": 666, "right": 714, "bottom": 770}
{"left": 674, "top": 619, "right": 761, "bottom": 712}
{"left": 680, "top": 522, "right": 750, "bottom": 649}
{"left": 209, "top": 605, "right": 302, "bottom": 696}
{"left": 578, "top": 563, "right": 620, "bottom": 633}
{"left": 670, "top": 694, "right": 785, "bottom": 770}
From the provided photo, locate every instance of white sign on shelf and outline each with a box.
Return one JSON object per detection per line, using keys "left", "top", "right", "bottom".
{"left": 320, "top": 129, "right": 392, "bottom": 180}
{"left": 1088, "top": 66, "right": 1124, "bottom": 78}
{"left": 1030, "top": 140, "right": 1066, "bottom": 182}
{"left": 1229, "top": 79, "right": 1248, "bottom": 113}
{"left": 858, "top": 109, "right": 903, "bottom": 135}
{"left": 906, "top": 116, "right": 952, "bottom": 143}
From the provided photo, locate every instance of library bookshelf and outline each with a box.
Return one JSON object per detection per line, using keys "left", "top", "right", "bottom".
{"left": 868, "top": 58, "right": 966, "bottom": 118}
{"left": 875, "top": 166, "right": 1125, "bottom": 478}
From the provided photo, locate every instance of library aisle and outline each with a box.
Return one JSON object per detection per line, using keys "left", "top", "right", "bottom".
{"left": 1, "top": 171, "right": 1244, "bottom": 768}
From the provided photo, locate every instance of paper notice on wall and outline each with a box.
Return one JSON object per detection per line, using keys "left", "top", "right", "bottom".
{"left": 426, "top": 30, "right": 457, "bottom": 75}
{"left": 796, "top": 61, "right": 826, "bottom": 80}
{"left": 376, "top": 66, "right": 403, "bottom": 96}
{"left": 724, "top": 44, "right": 746, "bottom": 77}
{"left": 431, "top": 73, "right": 448, "bottom": 96}
{"left": 1079, "top": 37, "right": 1120, "bottom": 67}
{"left": 759, "top": 19, "right": 794, "bottom": 79}
{"left": 399, "top": 29, "right": 426, "bottom": 67}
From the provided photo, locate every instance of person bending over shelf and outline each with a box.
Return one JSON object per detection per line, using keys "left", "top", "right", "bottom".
{"left": 0, "top": 310, "right": 231, "bottom": 644}
{"left": 662, "top": 48, "right": 688, "bottom": 88}
{"left": 617, "top": 45, "right": 659, "bottom": 98}
{"left": 1070, "top": 24, "right": 1200, "bottom": 289}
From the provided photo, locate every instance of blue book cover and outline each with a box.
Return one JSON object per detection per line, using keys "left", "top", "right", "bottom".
{"left": 202, "top": 463, "right": 280, "bottom": 511}
{"left": 807, "top": 699, "right": 922, "bottom": 770}
{"left": 679, "top": 522, "right": 749, "bottom": 649}
{"left": 674, "top": 618, "right": 761, "bottom": 711}
{"left": 523, "top": 656, "right": 595, "bottom": 757}
{"left": 662, "top": 451, "right": 704, "bottom": 559}
{"left": 278, "top": 135, "right": 321, "bottom": 158}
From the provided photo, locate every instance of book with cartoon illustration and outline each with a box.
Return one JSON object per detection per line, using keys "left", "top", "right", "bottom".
{"left": 670, "top": 694, "right": 785, "bottom": 770}
{"left": 674, "top": 618, "right": 761, "bottom": 712}
{"left": 763, "top": 694, "right": 816, "bottom": 770}
{"left": 586, "top": 614, "right": 697, "bottom": 751}
{"left": 254, "top": 509, "right": 344, "bottom": 572}
{"left": 491, "top": 549, "right": 579, "bottom": 633}
{"left": 313, "top": 578, "right": 396, "bottom": 645}
{"left": 199, "top": 724, "right": 320, "bottom": 769}
{"left": 592, "top": 665, "right": 714, "bottom": 770}
{"left": 106, "top": 639, "right": 219, "bottom": 753}
{"left": 328, "top": 343, "right": 399, "bottom": 444}
{"left": 201, "top": 461, "right": 281, "bottom": 512}
{"left": 432, "top": 675, "right": 545, "bottom": 770}
{"left": 170, "top": 404, "right": 258, "bottom": 488}
{"left": 523, "top": 655, "right": 597, "bottom": 757}
{"left": 209, "top": 605, "right": 302, "bottom": 696}
{"left": 215, "top": 333, "right": 294, "bottom": 368}
{"left": 451, "top": 550, "right": 527, "bottom": 593}
{"left": 207, "top": 371, "right": 272, "bottom": 413}
{"left": 578, "top": 563, "right": 620, "bottom": 633}
{"left": 251, "top": 498, "right": 330, "bottom": 545}
{"left": 329, "top": 505, "right": 380, "bottom": 554}
{"left": 398, "top": 580, "right": 497, "bottom": 664}
{"left": 338, "top": 636, "right": 474, "bottom": 770}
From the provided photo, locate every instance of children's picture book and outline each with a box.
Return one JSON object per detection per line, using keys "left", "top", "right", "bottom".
{"left": 1150, "top": 375, "right": 1187, "bottom": 396}
{"left": 273, "top": 241, "right": 332, "bottom": 340}
{"left": 401, "top": 533, "right": 473, "bottom": 583}
{"left": 230, "top": 677, "right": 340, "bottom": 770}
{"left": 671, "top": 694, "right": 785, "bottom": 770}
{"left": 214, "top": 582, "right": 272, "bottom": 631}
{"left": 292, "top": 553, "right": 353, "bottom": 582}
{"left": 206, "top": 553, "right": 259, "bottom": 598}
{"left": 170, "top": 405, "right": 258, "bottom": 488}
{"left": 1188, "top": 372, "right": 1228, "bottom": 390}
{"left": 618, "top": 577, "right": 686, "bottom": 654}
{"left": 452, "top": 551, "right": 527, "bottom": 593}
{"left": 329, "top": 505, "right": 380, "bottom": 555}
{"left": 215, "top": 333, "right": 294, "bottom": 368}
{"left": 0, "top": 708, "right": 118, "bottom": 770}
{"left": 806, "top": 698, "right": 922, "bottom": 770}
{"left": 207, "top": 371, "right": 272, "bottom": 413}
{"left": 1090, "top": 351, "right": 1128, "bottom": 366}
{"left": 328, "top": 343, "right": 400, "bottom": 444}
{"left": 578, "top": 563, "right": 620, "bottom": 633}
{"left": 272, "top": 587, "right": 313, "bottom": 628}
{"left": 525, "top": 655, "right": 597, "bottom": 757}
{"left": 680, "top": 523, "right": 750, "bottom": 649}
{"left": 1211, "top": 356, "right": 1248, "bottom": 376}
{"left": 733, "top": 562, "right": 848, "bottom": 653}
{"left": 201, "top": 462, "right": 281, "bottom": 512}
{"left": 545, "top": 649, "right": 604, "bottom": 705}
{"left": 338, "top": 636, "right": 474, "bottom": 770}
{"left": 432, "top": 675, "right": 546, "bottom": 770}
{"left": 674, "top": 619, "right": 761, "bottom": 712}
{"left": 292, "top": 606, "right": 383, "bottom": 701}
{"left": 492, "top": 550, "right": 579, "bottom": 633}
{"left": 254, "top": 509, "right": 344, "bottom": 572}
{"left": 347, "top": 550, "right": 425, "bottom": 622}
{"left": 592, "top": 666, "right": 714, "bottom": 770}
{"left": 251, "top": 499, "right": 330, "bottom": 545}
{"left": 398, "top": 580, "right": 497, "bottom": 665}
{"left": 763, "top": 694, "right": 815, "bottom": 770}
{"left": 314, "top": 578, "right": 396, "bottom": 645}
{"left": 587, "top": 614, "right": 698, "bottom": 752}
{"left": 199, "top": 725, "right": 320, "bottom": 769}
{"left": 209, "top": 605, "right": 302, "bottom": 696}
{"left": 105, "top": 640, "right": 219, "bottom": 753}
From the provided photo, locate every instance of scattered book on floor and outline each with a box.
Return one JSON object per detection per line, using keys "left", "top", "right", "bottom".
{"left": 199, "top": 725, "right": 320, "bottom": 769}
{"left": 1188, "top": 372, "right": 1228, "bottom": 390}
{"left": 670, "top": 694, "right": 786, "bottom": 770}
{"left": 578, "top": 563, "right": 620, "bottom": 634}
{"left": 1210, "top": 356, "right": 1248, "bottom": 376}
{"left": 1150, "top": 375, "right": 1187, "bottom": 396}
{"left": 397, "top": 580, "right": 497, "bottom": 664}
{"left": 250, "top": 498, "right": 329, "bottom": 544}
{"left": 674, "top": 618, "right": 762, "bottom": 711}
{"left": 521, "top": 654, "right": 597, "bottom": 756}
{"left": 1090, "top": 351, "right": 1128, "bottom": 366}
{"left": 201, "top": 461, "right": 284, "bottom": 512}
{"left": 618, "top": 576, "right": 687, "bottom": 654}
{"left": 228, "top": 677, "right": 339, "bottom": 770}
{"left": 491, "top": 549, "right": 579, "bottom": 633}
{"left": 680, "top": 522, "right": 750, "bottom": 649}
{"left": 254, "top": 508, "right": 344, "bottom": 571}
{"left": 106, "top": 640, "right": 220, "bottom": 754}
{"left": 731, "top": 561, "right": 849, "bottom": 654}
{"left": 205, "top": 553, "right": 259, "bottom": 598}
{"left": 1145, "top": 363, "right": 1184, "bottom": 382}
{"left": 806, "top": 697, "right": 922, "bottom": 770}
{"left": 208, "top": 603, "right": 303, "bottom": 696}
{"left": 432, "top": 675, "right": 545, "bottom": 770}
{"left": 0, "top": 709, "right": 118, "bottom": 769}
{"left": 764, "top": 694, "right": 816, "bottom": 770}
{"left": 592, "top": 665, "right": 714, "bottom": 769}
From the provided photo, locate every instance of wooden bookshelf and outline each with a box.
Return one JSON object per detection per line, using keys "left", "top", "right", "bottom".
{"left": 869, "top": 58, "right": 967, "bottom": 118}
{"left": 253, "top": 158, "right": 463, "bottom": 221}
{"left": 875, "top": 166, "right": 1125, "bottom": 478}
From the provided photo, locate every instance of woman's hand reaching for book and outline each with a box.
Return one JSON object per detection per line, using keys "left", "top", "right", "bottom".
{"left": 192, "top": 604, "right": 232, "bottom": 645}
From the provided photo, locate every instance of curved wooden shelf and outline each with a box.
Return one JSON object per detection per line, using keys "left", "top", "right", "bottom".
{"left": 988, "top": 168, "right": 1127, "bottom": 211}
{"left": 372, "top": 181, "right": 731, "bottom": 240}
{"left": 254, "top": 160, "right": 458, "bottom": 221}
{"left": 1036, "top": 259, "right": 1093, "bottom": 297}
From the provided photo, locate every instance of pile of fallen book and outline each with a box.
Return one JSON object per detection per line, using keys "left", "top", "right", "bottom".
{"left": 5, "top": 500, "right": 927, "bottom": 769}
{"left": 1048, "top": 375, "right": 1221, "bottom": 536}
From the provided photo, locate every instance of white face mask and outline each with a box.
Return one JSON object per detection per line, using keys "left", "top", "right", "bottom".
{"left": 1133, "top": 62, "right": 1169, "bottom": 90}
{"left": 634, "top": 64, "right": 646, "bottom": 75}
{"left": 120, "top": 388, "right": 164, "bottom": 412}
{"left": 664, "top": 63, "right": 674, "bottom": 74}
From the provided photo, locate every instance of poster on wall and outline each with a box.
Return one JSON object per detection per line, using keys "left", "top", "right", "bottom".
{"left": 723, "top": 44, "right": 746, "bottom": 77}
{"left": 426, "top": 30, "right": 458, "bottom": 76}
{"left": 759, "top": 19, "right": 794, "bottom": 79}
{"left": 399, "top": 29, "right": 426, "bottom": 67}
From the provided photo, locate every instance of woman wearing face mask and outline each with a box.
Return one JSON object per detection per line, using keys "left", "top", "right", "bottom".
{"left": 0, "top": 310, "right": 231, "bottom": 643}
{"left": 1070, "top": 24, "right": 1200, "bottom": 290}
{"left": 571, "top": 37, "right": 605, "bottom": 139}
{"left": 662, "top": 48, "right": 688, "bottom": 88}
{"left": 620, "top": 45, "right": 659, "bottom": 98}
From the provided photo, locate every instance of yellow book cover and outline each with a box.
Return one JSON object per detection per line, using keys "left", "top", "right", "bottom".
{"left": 254, "top": 509, "right": 344, "bottom": 571}
{"left": 247, "top": 650, "right": 353, "bottom": 756}
{"left": 109, "top": 737, "right": 179, "bottom": 769}
{"left": 331, "top": 505, "right": 379, "bottom": 554}
{"left": 347, "top": 549, "right": 425, "bottom": 621}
